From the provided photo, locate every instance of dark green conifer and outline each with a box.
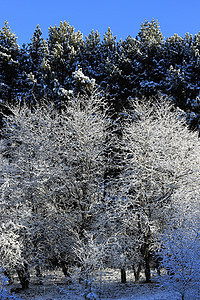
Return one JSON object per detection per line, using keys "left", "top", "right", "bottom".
{"left": 0, "top": 21, "right": 20, "bottom": 104}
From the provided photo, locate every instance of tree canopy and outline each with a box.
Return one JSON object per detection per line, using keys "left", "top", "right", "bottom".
{"left": 0, "top": 19, "right": 200, "bottom": 131}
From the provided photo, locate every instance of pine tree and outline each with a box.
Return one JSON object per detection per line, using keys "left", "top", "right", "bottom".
{"left": 165, "top": 65, "right": 188, "bottom": 109}
{"left": 48, "top": 23, "right": 83, "bottom": 81}
{"left": 45, "top": 21, "right": 83, "bottom": 107}
{"left": 137, "top": 18, "right": 164, "bottom": 49}
{"left": 136, "top": 19, "right": 165, "bottom": 98}
{"left": 117, "top": 36, "right": 141, "bottom": 105}
{"left": 97, "top": 28, "right": 125, "bottom": 115}
{"left": 0, "top": 21, "right": 20, "bottom": 104}
{"left": 24, "top": 25, "right": 46, "bottom": 105}
{"left": 79, "top": 29, "right": 102, "bottom": 81}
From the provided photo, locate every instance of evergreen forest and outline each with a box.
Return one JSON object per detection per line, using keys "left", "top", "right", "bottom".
{"left": 0, "top": 19, "right": 200, "bottom": 130}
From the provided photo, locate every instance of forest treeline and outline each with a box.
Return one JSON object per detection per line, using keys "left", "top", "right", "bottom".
{"left": 0, "top": 19, "right": 200, "bottom": 130}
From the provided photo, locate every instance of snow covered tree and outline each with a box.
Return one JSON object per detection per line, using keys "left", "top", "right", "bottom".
{"left": 28, "top": 25, "right": 44, "bottom": 69}
{"left": 0, "top": 21, "right": 20, "bottom": 104}
{"left": 136, "top": 19, "right": 165, "bottom": 98}
{"left": 47, "top": 21, "right": 83, "bottom": 107}
{"left": 0, "top": 146, "right": 32, "bottom": 289}
{"left": 79, "top": 29, "right": 102, "bottom": 82}
{"left": 60, "top": 91, "right": 110, "bottom": 238}
{"left": 165, "top": 65, "right": 188, "bottom": 109}
{"left": 98, "top": 28, "right": 123, "bottom": 115}
{"left": 48, "top": 21, "right": 83, "bottom": 83}
{"left": 116, "top": 98, "right": 200, "bottom": 283}
{"left": 0, "top": 90, "right": 110, "bottom": 286}
{"left": 137, "top": 19, "right": 164, "bottom": 49}
{"left": 116, "top": 36, "right": 141, "bottom": 104}
{"left": 20, "top": 25, "right": 47, "bottom": 106}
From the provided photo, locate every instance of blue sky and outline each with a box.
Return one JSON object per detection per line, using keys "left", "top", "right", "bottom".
{"left": 0, "top": 0, "right": 200, "bottom": 46}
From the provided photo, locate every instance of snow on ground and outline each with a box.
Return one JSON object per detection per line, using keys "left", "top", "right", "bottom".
{"left": 11, "top": 268, "right": 199, "bottom": 299}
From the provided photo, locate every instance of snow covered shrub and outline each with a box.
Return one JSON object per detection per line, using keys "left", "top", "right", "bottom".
{"left": 0, "top": 270, "right": 21, "bottom": 300}
{"left": 157, "top": 139, "right": 200, "bottom": 299}
{"left": 72, "top": 232, "right": 105, "bottom": 299}
{"left": 158, "top": 221, "right": 200, "bottom": 300}
{"left": 158, "top": 173, "right": 200, "bottom": 299}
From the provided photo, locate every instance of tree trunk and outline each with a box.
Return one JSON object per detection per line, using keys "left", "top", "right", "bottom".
{"left": 121, "top": 268, "right": 126, "bottom": 283}
{"left": 61, "top": 261, "right": 72, "bottom": 284}
{"left": 35, "top": 265, "right": 43, "bottom": 285}
{"left": 144, "top": 255, "right": 151, "bottom": 283}
{"left": 141, "top": 229, "right": 151, "bottom": 283}
{"left": 17, "top": 263, "right": 30, "bottom": 289}
{"left": 133, "top": 263, "right": 142, "bottom": 283}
